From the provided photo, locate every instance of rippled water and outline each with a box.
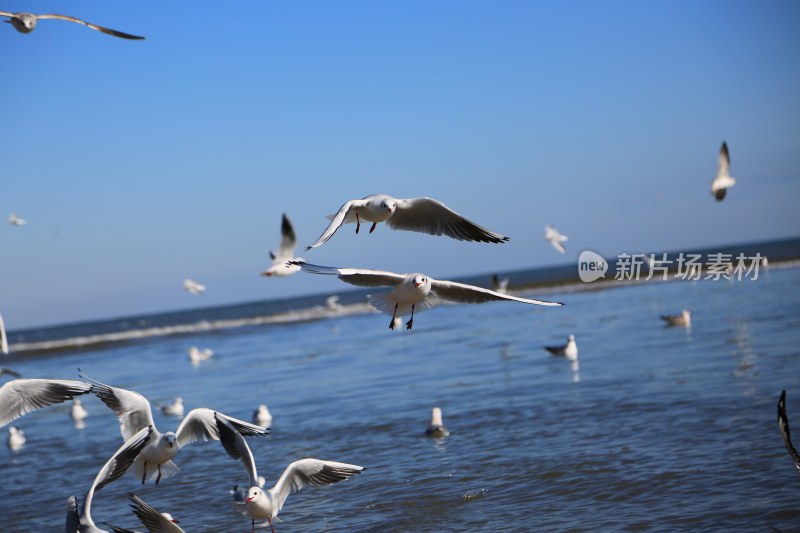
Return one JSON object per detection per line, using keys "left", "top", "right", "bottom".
{"left": 2, "top": 267, "right": 799, "bottom": 531}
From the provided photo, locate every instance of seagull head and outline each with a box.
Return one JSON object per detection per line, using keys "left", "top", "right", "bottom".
{"left": 568, "top": 335, "right": 575, "bottom": 342}
{"left": 245, "top": 486, "right": 263, "bottom": 504}
{"left": 412, "top": 275, "right": 429, "bottom": 289}
{"left": 164, "top": 432, "right": 177, "bottom": 448}
{"left": 381, "top": 199, "right": 396, "bottom": 214}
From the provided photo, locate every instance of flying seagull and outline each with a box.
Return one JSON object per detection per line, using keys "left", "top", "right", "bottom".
{"left": 215, "top": 412, "right": 364, "bottom": 533}
{"left": 544, "top": 224, "right": 568, "bottom": 254}
{"left": 425, "top": 407, "right": 450, "bottom": 438}
{"left": 307, "top": 194, "right": 509, "bottom": 250}
{"left": 711, "top": 141, "right": 736, "bottom": 201}
{"left": 778, "top": 390, "right": 800, "bottom": 478}
{"left": 80, "top": 372, "right": 269, "bottom": 485}
{"left": 291, "top": 261, "right": 563, "bottom": 330}
{"left": 544, "top": 334, "right": 578, "bottom": 361}
{"left": 66, "top": 426, "right": 155, "bottom": 533}
{"left": 182, "top": 279, "right": 205, "bottom": 295}
{"left": 0, "top": 378, "right": 92, "bottom": 428}
{"left": 261, "top": 214, "right": 303, "bottom": 277}
{"left": 7, "top": 212, "right": 26, "bottom": 226}
{"left": 0, "top": 11, "right": 144, "bottom": 39}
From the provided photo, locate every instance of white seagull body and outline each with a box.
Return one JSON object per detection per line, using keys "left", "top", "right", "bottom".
{"left": 214, "top": 413, "right": 364, "bottom": 533}
{"left": 0, "top": 11, "right": 144, "bottom": 39}
{"left": 0, "top": 311, "right": 8, "bottom": 354}
{"left": 778, "top": 390, "right": 800, "bottom": 477}
{"left": 544, "top": 335, "right": 578, "bottom": 361}
{"left": 7, "top": 426, "right": 25, "bottom": 449}
{"left": 159, "top": 397, "right": 184, "bottom": 418}
{"left": 661, "top": 309, "right": 691, "bottom": 327}
{"left": 711, "top": 141, "right": 736, "bottom": 201}
{"left": 0, "top": 378, "right": 92, "bottom": 428}
{"left": 7, "top": 212, "right": 26, "bottom": 226}
{"left": 262, "top": 214, "right": 303, "bottom": 277}
{"left": 307, "top": 194, "right": 509, "bottom": 250}
{"left": 544, "top": 225, "right": 568, "bottom": 254}
{"left": 81, "top": 373, "right": 269, "bottom": 485}
{"left": 292, "top": 262, "right": 563, "bottom": 330}
{"left": 71, "top": 399, "right": 89, "bottom": 421}
{"left": 425, "top": 407, "right": 450, "bottom": 438}
{"left": 252, "top": 404, "right": 272, "bottom": 426}
{"left": 66, "top": 426, "right": 155, "bottom": 533}
{"left": 182, "top": 279, "right": 205, "bottom": 295}
{"left": 188, "top": 346, "right": 213, "bottom": 364}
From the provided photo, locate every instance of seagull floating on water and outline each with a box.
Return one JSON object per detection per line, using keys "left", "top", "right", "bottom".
{"left": 81, "top": 372, "right": 269, "bottom": 485}
{"left": 544, "top": 224, "right": 568, "bottom": 254}
{"left": 660, "top": 309, "right": 691, "bottom": 327}
{"left": 0, "top": 378, "right": 91, "bottom": 428}
{"left": 105, "top": 494, "right": 185, "bottom": 533}
{"left": 262, "top": 214, "right": 303, "bottom": 277}
{"left": 71, "top": 399, "right": 88, "bottom": 422}
{"left": 7, "top": 426, "right": 25, "bottom": 450}
{"left": 66, "top": 426, "right": 155, "bottom": 533}
{"left": 182, "top": 279, "right": 205, "bottom": 295}
{"left": 6, "top": 212, "right": 26, "bottom": 226}
{"left": 252, "top": 404, "right": 272, "bottom": 426}
{"left": 544, "top": 335, "right": 578, "bottom": 361}
{"left": 188, "top": 346, "right": 213, "bottom": 365}
{"left": 215, "top": 413, "right": 364, "bottom": 533}
{"left": 425, "top": 407, "right": 450, "bottom": 438}
{"left": 292, "top": 262, "right": 562, "bottom": 330}
{"left": 0, "top": 11, "right": 144, "bottom": 39}
{"left": 307, "top": 194, "right": 509, "bottom": 250}
{"left": 159, "top": 397, "right": 184, "bottom": 418}
{"left": 778, "top": 390, "right": 800, "bottom": 477}
{"left": 711, "top": 141, "right": 736, "bottom": 201}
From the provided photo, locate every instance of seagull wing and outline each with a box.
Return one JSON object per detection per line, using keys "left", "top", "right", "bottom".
{"left": 128, "top": 494, "right": 185, "bottom": 533}
{"left": 215, "top": 412, "right": 259, "bottom": 487}
{"left": 36, "top": 14, "right": 145, "bottom": 39}
{"left": 430, "top": 279, "right": 563, "bottom": 306}
{"left": 80, "top": 372, "right": 155, "bottom": 440}
{"left": 82, "top": 426, "right": 154, "bottom": 526}
{"left": 271, "top": 459, "right": 364, "bottom": 514}
{"left": 66, "top": 495, "right": 80, "bottom": 533}
{"left": 274, "top": 213, "right": 297, "bottom": 261}
{"left": 717, "top": 141, "right": 730, "bottom": 178}
{"left": 175, "top": 408, "right": 269, "bottom": 448}
{"left": 388, "top": 197, "right": 509, "bottom": 243}
{"left": 778, "top": 390, "right": 800, "bottom": 477}
{"left": 0, "top": 378, "right": 91, "bottom": 428}
{"left": 293, "top": 261, "right": 406, "bottom": 287}
{"left": 306, "top": 199, "right": 365, "bottom": 250}
{"left": 550, "top": 239, "right": 567, "bottom": 254}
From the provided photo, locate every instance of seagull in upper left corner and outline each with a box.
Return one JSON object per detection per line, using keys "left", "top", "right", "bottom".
{"left": 291, "top": 261, "right": 563, "bottom": 330}
{"left": 0, "top": 11, "right": 145, "bottom": 39}
{"left": 711, "top": 141, "right": 736, "bottom": 201}
{"left": 306, "top": 194, "right": 510, "bottom": 250}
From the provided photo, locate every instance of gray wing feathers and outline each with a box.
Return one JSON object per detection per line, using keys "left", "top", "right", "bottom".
{"left": 718, "top": 142, "right": 730, "bottom": 176}
{"left": 66, "top": 495, "right": 80, "bottom": 533}
{"left": 387, "top": 198, "right": 509, "bottom": 243}
{"left": 431, "top": 280, "right": 563, "bottom": 306}
{"left": 215, "top": 412, "right": 259, "bottom": 488}
{"left": 128, "top": 494, "right": 185, "bottom": 533}
{"left": 778, "top": 390, "right": 800, "bottom": 477}
{"left": 80, "top": 372, "right": 154, "bottom": 440}
{"left": 0, "top": 378, "right": 92, "bottom": 428}
{"left": 273, "top": 459, "right": 364, "bottom": 513}
{"left": 293, "top": 261, "right": 405, "bottom": 287}
{"left": 175, "top": 408, "right": 268, "bottom": 448}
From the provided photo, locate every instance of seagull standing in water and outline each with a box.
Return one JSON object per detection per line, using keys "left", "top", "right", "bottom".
{"left": 778, "top": 390, "right": 800, "bottom": 477}
{"left": 306, "top": 194, "right": 509, "bottom": 250}
{"left": 425, "top": 407, "right": 450, "bottom": 438}
{"left": 159, "top": 397, "right": 184, "bottom": 418}
{"left": 7, "top": 426, "right": 25, "bottom": 450}
{"left": 80, "top": 372, "right": 269, "bottom": 485}
{"left": 291, "top": 262, "right": 562, "bottom": 330}
{"left": 252, "top": 404, "right": 272, "bottom": 426}
{"left": 214, "top": 413, "right": 364, "bottom": 533}
{"left": 711, "top": 141, "right": 736, "bottom": 201}
{"left": 0, "top": 11, "right": 145, "bottom": 39}
{"left": 188, "top": 346, "right": 213, "bottom": 365}
{"left": 66, "top": 426, "right": 155, "bottom": 533}
{"left": 261, "top": 214, "right": 303, "bottom": 277}
{"left": 544, "top": 335, "right": 578, "bottom": 361}
{"left": 544, "top": 225, "right": 568, "bottom": 254}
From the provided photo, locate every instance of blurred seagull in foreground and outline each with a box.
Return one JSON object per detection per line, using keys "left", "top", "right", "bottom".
{"left": 0, "top": 11, "right": 144, "bottom": 39}
{"left": 544, "top": 224, "right": 568, "bottom": 254}
{"left": 7, "top": 426, "right": 25, "bottom": 450}
{"left": 491, "top": 274, "right": 509, "bottom": 294}
{"left": 0, "top": 378, "right": 91, "bottom": 428}
{"left": 306, "top": 194, "right": 509, "bottom": 250}
{"left": 252, "top": 404, "right": 272, "bottom": 426}
{"left": 661, "top": 309, "right": 691, "bottom": 327}
{"left": 7, "top": 212, "right": 25, "bottom": 226}
{"left": 188, "top": 346, "right": 213, "bottom": 365}
{"left": 544, "top": 335, "right": 578, "bottom": 361}
{"left": 261, "top": 214, "right": 303, "bottom": 277}
{"left": 291, "top": 262, "right": 563, "bottom": 330}
{"left": 105, "top": 493, "right": 185, "bottom": 533}
{"left": 711, "top": 141, "right": 736, "bottom": 201}
{"left": 0, "top": 311, "right": 8, "bottom": 354}
{"left": 778, "top": 390, "right": 800, "bottom": 477}
{"left": 425, "top": 407, "right": 450, "bottom": 438}
{"left": 182, "top": 279, "right": 205, "bottom": 295}
{"left": 66, "top": 426, "right": 155, "bottom": 533}
{"left": 159, "top": 397, "right": 184, "bottom": 418}
{"left": 215, "top": 413, "right": 364, "bottom": 533}
{"left": 80, "top": 372, "right": 269, "bottom": 485}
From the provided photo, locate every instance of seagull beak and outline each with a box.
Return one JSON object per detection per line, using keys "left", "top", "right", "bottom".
{"left": 414, "top": 282, "right": 421, "bottom": 287}
{"left": 168, "top": 441, "right": 173, "bottom": 448}
{"left": 245, "top": 496, "right": 254, "bottom": 503}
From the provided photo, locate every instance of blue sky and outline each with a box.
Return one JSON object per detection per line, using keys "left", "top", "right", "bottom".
{"left": 2, "top": 1, "right": 799, "bottom": 329}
